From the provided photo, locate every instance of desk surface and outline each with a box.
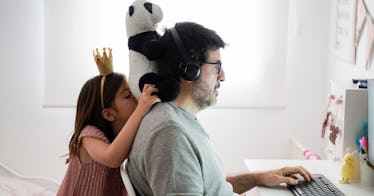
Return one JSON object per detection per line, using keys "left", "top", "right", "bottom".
{"left": 245, "top": 159, "right": 374, "bottom": 196}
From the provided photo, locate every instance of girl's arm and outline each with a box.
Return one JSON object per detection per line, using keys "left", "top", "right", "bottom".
{"left": 83, "top": 84, "right": 160, "bottom": 168}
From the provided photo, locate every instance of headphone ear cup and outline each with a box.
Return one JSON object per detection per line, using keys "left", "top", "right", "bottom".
{"left": 180, "top": 63, "right": 200, "bottom": 81}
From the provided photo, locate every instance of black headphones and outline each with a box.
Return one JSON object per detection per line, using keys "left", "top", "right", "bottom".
{"left": 170, "top": 27, "right": 201, "bottom": 81}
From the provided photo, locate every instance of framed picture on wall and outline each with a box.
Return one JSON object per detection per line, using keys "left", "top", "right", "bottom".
{"left": 334, "top": 0, "right": 357, "bottom": 63}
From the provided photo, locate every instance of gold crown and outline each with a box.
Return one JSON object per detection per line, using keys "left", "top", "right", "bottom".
{"left": 93, "top": 47, "right": 113, "bottom": 76}
{"left": 93, "top": 47, "right": 114, "bottom": 109}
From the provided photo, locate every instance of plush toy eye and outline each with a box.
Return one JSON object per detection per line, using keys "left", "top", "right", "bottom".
{"left": 129, "top": 5, "right": 134, "bottom": 16}
{"left": 144, "top": 2, "right": 152, "bottom": 14}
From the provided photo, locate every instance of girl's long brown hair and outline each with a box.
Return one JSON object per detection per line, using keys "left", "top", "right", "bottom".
{"left": 66, "top": 73, "right": 124, "bottom": 163}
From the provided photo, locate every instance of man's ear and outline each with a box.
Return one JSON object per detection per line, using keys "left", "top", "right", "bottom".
{"left": 102, "top": 108, "right": 115, "bottom": 122}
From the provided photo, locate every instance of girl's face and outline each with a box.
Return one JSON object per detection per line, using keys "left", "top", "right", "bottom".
{"left": 110, "top": 79, "right": 138, "bottom": 134}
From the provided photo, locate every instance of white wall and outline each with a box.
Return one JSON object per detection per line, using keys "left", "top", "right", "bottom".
{"left": 0, "top": 0, "right": 72, "bottom": 181}
{"left": 0, "top": 0, "right": 331, "bottom": 182}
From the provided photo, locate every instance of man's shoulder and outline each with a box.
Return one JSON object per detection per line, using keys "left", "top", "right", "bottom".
{"left": 134, "top": 102, "right": 181, "bottom": 139}
{"left": 144, "top": 102, "right": 181, "bottom": 125}
{"left": 143, "top": 103, "right": 185, "bottom": 134}
{"left": 141, "top": 102, "right": 204, "bottom": 139}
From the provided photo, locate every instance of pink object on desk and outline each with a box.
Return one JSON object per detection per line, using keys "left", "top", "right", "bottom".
{"left": 304, "top": 151, "right": 322, "bottom": 160}
{"left": 360, "top": 136, "right": 368, "bottom": 153}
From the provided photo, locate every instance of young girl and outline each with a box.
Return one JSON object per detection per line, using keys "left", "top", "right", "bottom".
{"left": 57, "top": 48, "right": 160, "bottom": 196}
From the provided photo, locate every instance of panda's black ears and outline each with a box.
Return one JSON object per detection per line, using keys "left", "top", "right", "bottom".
{"left": 143, "top": 2, "right": 153, "bottom": 14}
{"left": 139, "top": 73, "right": 180, "bottom": 102}
{"left": 128, "top": 5, "right": 134, "bottom": 16}
{"left": 129, "top": 2, "right": 153, "bottom": 17}
{"left": 143, "top": 40, "right": 164, "bottom": 60}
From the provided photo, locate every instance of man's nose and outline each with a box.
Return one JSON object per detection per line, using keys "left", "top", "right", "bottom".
{"left": 218, "top": 67, "right": 225, "bottom": 81}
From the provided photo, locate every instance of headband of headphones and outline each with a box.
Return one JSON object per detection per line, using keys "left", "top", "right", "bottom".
{"left": 170, "top": 28, "right": 190, "bottom": 66}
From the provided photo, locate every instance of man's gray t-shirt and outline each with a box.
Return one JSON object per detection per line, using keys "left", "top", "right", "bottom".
{"left": 127, "top": 102, "right": 234, "bottom": 196}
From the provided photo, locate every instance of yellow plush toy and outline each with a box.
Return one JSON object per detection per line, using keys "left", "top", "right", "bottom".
{"left": 339, "top": 152, "right": 355, "bottom": 184}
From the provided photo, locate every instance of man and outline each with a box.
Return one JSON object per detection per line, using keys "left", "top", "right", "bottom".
{"left": 127, "top": 22, "right": 312, "bottom": 195}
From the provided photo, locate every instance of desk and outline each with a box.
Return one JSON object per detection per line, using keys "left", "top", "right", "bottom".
{"left": 245, "top": 159, "right": 374, "bottom": 196}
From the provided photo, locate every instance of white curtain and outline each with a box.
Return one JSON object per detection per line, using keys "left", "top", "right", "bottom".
{"left": 44, "top": 0, "right": 289, "bottom": 108}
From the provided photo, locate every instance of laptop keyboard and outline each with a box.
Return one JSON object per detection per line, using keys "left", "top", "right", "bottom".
{"left": 287, "top": 175, "right": 345, "bottom": 196}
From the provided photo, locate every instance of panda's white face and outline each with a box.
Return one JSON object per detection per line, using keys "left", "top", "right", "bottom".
{"left": 125, "top": 0, "right": 163, "bottom": 38}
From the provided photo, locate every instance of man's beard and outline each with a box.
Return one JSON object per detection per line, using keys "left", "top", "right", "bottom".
{"left": 192, "top": 79, "right": 218, "bottom": 110}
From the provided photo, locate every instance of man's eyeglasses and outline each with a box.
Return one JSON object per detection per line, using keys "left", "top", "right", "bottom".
{"left": 203, "top": 61, "right": 222, "bottom": 75}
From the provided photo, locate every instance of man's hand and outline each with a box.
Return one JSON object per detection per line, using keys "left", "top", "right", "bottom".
{"left": 258, "top": 166, "right": 312, "bottom": 187}
{"left": 227, "top": 166, "right": 312, "bottom": 194}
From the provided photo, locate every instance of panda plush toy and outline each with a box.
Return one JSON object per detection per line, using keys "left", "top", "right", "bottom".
{"left": 126, "top": 0, "right": 179, "bottom": 101}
